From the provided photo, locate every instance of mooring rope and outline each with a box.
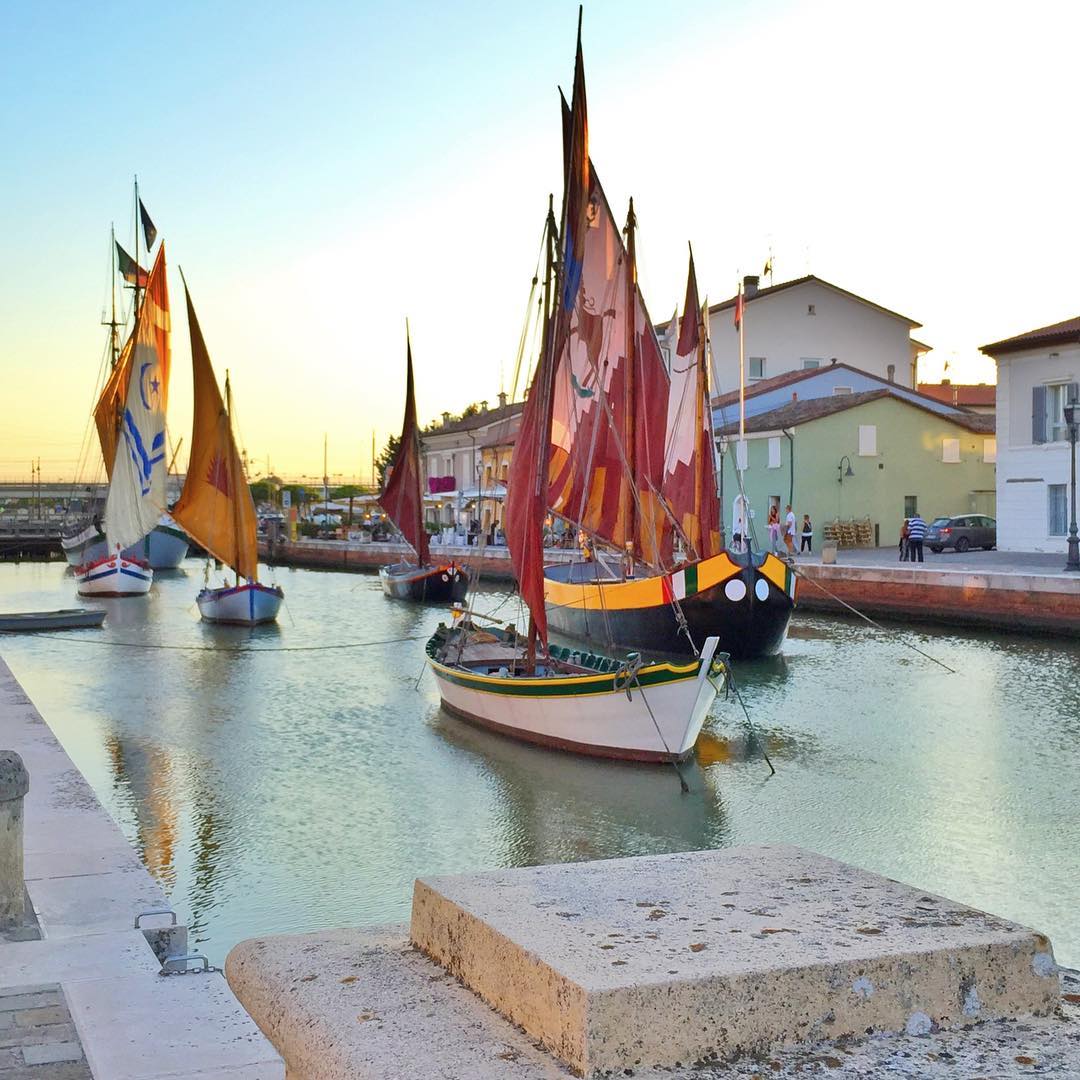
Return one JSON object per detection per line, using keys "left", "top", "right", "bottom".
{"left": 9, "top": 633, "right": 426, "bottom": 654}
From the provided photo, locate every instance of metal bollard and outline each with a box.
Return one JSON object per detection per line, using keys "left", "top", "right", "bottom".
{"left": 0, "top": 751, "right": 29, "bottom": 927}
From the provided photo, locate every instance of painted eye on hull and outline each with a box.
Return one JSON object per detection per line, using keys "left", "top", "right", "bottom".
{"left": 724, "top": 579, "right": 747, "bottom": 602}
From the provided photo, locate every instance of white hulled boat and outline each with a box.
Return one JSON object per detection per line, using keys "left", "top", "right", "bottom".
{"left": 426, "top": 20, "right": 725, "bottom": 763}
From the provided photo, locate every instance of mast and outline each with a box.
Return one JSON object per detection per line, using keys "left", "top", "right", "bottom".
{"left": 133, "top": 176, "right": 141, "bottom": 320}
{"left": 105, "top": 225, "right": 121, "bottom": 368}
{"left": 622, "top": 198, "right": 637, "bottom": 556}
{"left": 527, "top": 194, "right": 559, "bottom": 670}
{"left": 226, "top": 372, "right": 243, "bottom": 585}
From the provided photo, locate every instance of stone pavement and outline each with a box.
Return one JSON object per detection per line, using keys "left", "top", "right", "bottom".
{"left": 0, "top": 983, "right": 91, "bottom": 1078}
{"left": 0, "top": 656, "right": 284, "bottom": 1080}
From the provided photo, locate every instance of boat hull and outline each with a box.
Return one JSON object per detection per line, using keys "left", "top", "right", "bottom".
{"left": 61, "top": 515, "right": 189, "bottom": 570}
{"left": 197, "top": 582, "right": 284, "bottom": 625}
{"left": 543, "top": 550, "right": 796, "bottom": 660}
{"left": 379, "top": 562, "right": 468, "bottom": 603}
{"left": 427, "top": 632, "right": 721, "bottom": 762}
{"left": 75, "top": 554, "right": 153, "bottom": 597}
{"left": 0, "top": 609, "right": 107, "bottom": 632}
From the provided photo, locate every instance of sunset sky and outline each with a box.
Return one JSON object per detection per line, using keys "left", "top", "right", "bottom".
{"left": 4, "top": 0, "right": 1080, "bottom": 483}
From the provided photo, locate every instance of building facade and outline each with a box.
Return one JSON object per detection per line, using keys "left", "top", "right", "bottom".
{"left": 714, "top": 391, "right": 996, "bottom": 550}
{"left": 661, "top": 275, "right": 928, "bottom": 397}
{"left": 982, "top": 319, "right": 1080, "bottom": 552}
{"left": 420, "top": 395, "right": 521, "bottom": 534}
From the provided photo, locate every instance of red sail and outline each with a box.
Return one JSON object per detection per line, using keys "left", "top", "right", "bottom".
{"left": 378, "top": 335, "right": 429, "bottom": 566}
{"left": 664, "top": 252, "right": 721, "bottom": 559}
{"left": 547, "top": 161, "right": 671, "bottom": 567}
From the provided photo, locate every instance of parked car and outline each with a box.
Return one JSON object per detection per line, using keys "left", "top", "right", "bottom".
{"left": 926, "top": 515, "right": 996, "bottom": 553}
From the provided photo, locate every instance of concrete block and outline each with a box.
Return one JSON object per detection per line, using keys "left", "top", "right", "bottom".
{"left": 411, "top": 845, "right": 1060, "bottom": 1075}
{"left": 22, "top": 1039, "right": 83, "bottom": 1065}
{"left": 65, "top": 972, "right": 283, "bottom": 1080}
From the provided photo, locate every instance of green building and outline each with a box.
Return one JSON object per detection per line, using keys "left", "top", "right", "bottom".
{"left": 715, "top": 389, "right": 997, "bottom": 549}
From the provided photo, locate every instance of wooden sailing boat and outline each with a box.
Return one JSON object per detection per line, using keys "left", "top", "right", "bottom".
{"left": 170, "top": 277, "right": 283, "bottom": 625}
{"left": 426, "top": 22, "right": 723, "bottom": 763}
{"left": 63, "top": 185, "right": 189, "bottom": 571}
{"left": 539, "top": 120, "right": 796, "bottom": 659}
{"left": 377, "top": 330, "right": 468, "bottom": 603}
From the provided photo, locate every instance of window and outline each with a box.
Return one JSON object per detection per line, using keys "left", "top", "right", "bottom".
{"left": 768, "top": 437, "right": 781, "bottom": 468}
{"left": 1049, "top": 484, "right": 1068, "bottom": 536}
{"left": 942, "top": 438, "right": 961, "bottom": 463}
{"left": 904, "top": 495, "right": 918, "bottom": 518}
{"left": 832, "top": 386, "right": 852, "bottom": 396}
{"left": 983, "top": 437, "right": 997, "bottom": 463}
{"left": 800, "top": 357, "right": 821, "bottom": 369}
{"left": 807, "top": 304, "right": 816, "bottom": 316}
{"left": 748, "top": 357, "right": 766, "bottom": 380}
{"left": 858, "top": 424, "right": 877, "bottom": 456}
{"left": 1034, "top": 382, "right": 1079, "bottom": 443}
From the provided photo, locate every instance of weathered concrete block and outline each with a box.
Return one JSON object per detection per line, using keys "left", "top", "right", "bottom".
{"left": 410, "top": 845, "right": 1060, "bottom": 1076}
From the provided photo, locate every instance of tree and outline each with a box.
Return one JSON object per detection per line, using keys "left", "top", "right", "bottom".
{"left": 375, "top": 434, "right": 401, "bottom": 488}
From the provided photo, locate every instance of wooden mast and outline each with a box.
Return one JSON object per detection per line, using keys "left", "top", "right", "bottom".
{"left": 526, "top": 194, "right": 559, "bottom": 672}
{"left": 622, "top": 198, "right": 638, "bottom": 558}
{"left": 225, "top": 371, "right": 243, "bottom": 587}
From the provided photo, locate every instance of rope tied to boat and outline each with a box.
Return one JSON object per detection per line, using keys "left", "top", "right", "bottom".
{"left": 612, "top": 653, "right": 644, "bottom": 699}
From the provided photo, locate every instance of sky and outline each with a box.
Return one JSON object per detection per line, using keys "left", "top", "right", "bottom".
{"left": 4, "top": 0, "right": 1080, "bottom": 483}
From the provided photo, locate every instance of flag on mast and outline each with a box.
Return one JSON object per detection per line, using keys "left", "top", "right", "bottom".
{"left": 733, "top": 286, "right": 744, "bottom": 331}
{"left": 139, "top": 199, "right": 157, "bottom": 249}
{"left": 115, "top": 242, "right": 148, "bottom": 288}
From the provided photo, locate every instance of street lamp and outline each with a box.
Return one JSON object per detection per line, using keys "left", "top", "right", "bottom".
{"left": 837, "top": 455, "right": 854, "bottom": 484}
{"left": 1065, "top": 399, "right": 1079, "bottom": 572}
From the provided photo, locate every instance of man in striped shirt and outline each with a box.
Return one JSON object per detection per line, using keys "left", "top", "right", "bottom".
{"left": 906, "top": 514, "right": 927, "bottom": 562}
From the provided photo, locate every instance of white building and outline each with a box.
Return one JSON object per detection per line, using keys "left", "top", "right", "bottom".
{"left": 420, "top": 394, "right": 522, "bottom": 532}
{"left": 982, "top": 318, "right": 1080, "bottom": 552}
{"left": 660, "top": 275, "right": 929, "bottom": 395}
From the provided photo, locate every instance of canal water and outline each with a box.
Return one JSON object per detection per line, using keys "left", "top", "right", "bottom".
{"left": 0, "top": 559, "right": 1077, "bottom": 967}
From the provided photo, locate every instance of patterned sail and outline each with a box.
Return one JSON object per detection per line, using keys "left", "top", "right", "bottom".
{"left": 378, "top": 334, "right": 429, "bottom": 566}
{"left": 171, "top": 284, "right": 259, "bottom": 581}
{"left": 547, "top": 163, "right": 671, "bottom": 567}
{"left": 104, "top": 244, "right": 171, "bottom": 552}
{"left": 663, "top": 252, "right": 720, "bottom": 559}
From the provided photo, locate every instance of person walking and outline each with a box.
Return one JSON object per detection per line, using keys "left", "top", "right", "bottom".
{"left": 784, "top": 504, "right": 797, "bottom": 556}
{"left": 898, "top": 519, "right": 910, "bottom": 562}
{"left": 906, "top": 513, "right": 927, "bottom": 562}
{"left": 800, "top": 514, "right": 813, "bottom": 553}
{"left": 767, "top": 504, "right": 781, "bottom": 553}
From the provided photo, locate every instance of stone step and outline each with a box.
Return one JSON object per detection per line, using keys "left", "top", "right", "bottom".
{"left": 409, "top": 844, "right": 1060, "bottom": 1075}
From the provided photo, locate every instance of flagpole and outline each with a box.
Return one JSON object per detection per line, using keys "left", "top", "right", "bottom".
{"left": 738, "top": 277, "right": 745, "bottom": 444}
{"left": 133, "top": 175, "right": 140, "bottom": 319}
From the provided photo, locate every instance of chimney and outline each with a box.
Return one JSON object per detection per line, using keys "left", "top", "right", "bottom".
{"left": 481, "top": 400, "right": 489, "bottom": 412}
{"left": 498, "top": 391, "right": 507, "bottom": 408}
{"left": 441, "top": 411, "right": 451, "bottom": 426}
{"left": 887, "top": 364, "right": 895, "bottom": 383}
{"left": 743, "top": 275, "right": 760, "bottom": 299}
{"left": 941, "top": 378, "right": 951, "bottom": 386}
{"left": 792, "top": 392, "right": 798, "bottom": 402}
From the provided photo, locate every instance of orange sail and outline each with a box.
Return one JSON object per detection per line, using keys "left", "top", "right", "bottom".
{"left": 170, "top": 284, "right": 259, "bottom": 581}
{"left": 93, "top": 245, "right": 172, "bottom": 478}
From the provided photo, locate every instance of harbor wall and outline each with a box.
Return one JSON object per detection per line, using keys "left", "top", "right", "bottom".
{"left": 795, "top": 562, "right": 1080, "bottom": 636}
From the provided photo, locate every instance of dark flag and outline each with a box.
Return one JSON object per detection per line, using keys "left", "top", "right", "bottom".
{"left": 115, "top": 241, "right": 148, "bottom": 288}
{"left": 139, "top": 199, "right": 157, "bottom": 249}
{"left": 560, "top": 12, "right": 589, "bottom": 315}
{"left": 733, "top": 289, "right": 744, "bottom": 331}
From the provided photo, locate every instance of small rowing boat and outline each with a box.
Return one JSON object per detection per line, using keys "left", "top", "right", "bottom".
{"left": 0, "top": 609, "right": 107, "bottom": 632}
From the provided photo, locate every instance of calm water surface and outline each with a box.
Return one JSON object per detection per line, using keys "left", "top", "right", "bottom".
{"left": 0, "top": 560, "right": 1077, "bottom": 966}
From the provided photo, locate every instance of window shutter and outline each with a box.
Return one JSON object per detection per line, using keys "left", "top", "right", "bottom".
{"left": 1032, "top": 385, "right": 1047, "bottom": 443}
{"left": 1068, "top": 382, "right": 1080, "bottom": 407}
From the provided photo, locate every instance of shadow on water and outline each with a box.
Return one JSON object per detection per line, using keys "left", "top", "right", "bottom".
{"left": 428, "top": 704, "right": 732, "bottom": 864}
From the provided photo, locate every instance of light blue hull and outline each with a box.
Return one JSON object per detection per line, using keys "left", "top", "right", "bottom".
{"left": 61, "top": 518, "right": 189, "bottom": 570}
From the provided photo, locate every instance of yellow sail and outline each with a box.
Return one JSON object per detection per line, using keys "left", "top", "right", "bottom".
{"left": 171, "top": 285, "right": 259, "bottom": 581}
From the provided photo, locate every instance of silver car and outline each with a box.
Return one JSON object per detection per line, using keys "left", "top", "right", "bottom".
{"left": 926, "top": 515, "right": 997, "bottom": 553}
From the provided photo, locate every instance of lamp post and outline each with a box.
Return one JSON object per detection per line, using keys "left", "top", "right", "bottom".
{"left": 1065, "top": 399, "right": 1079, "bottom": 572}
{"left": 837, "top": 455, "right": 854, "bottom": 484}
